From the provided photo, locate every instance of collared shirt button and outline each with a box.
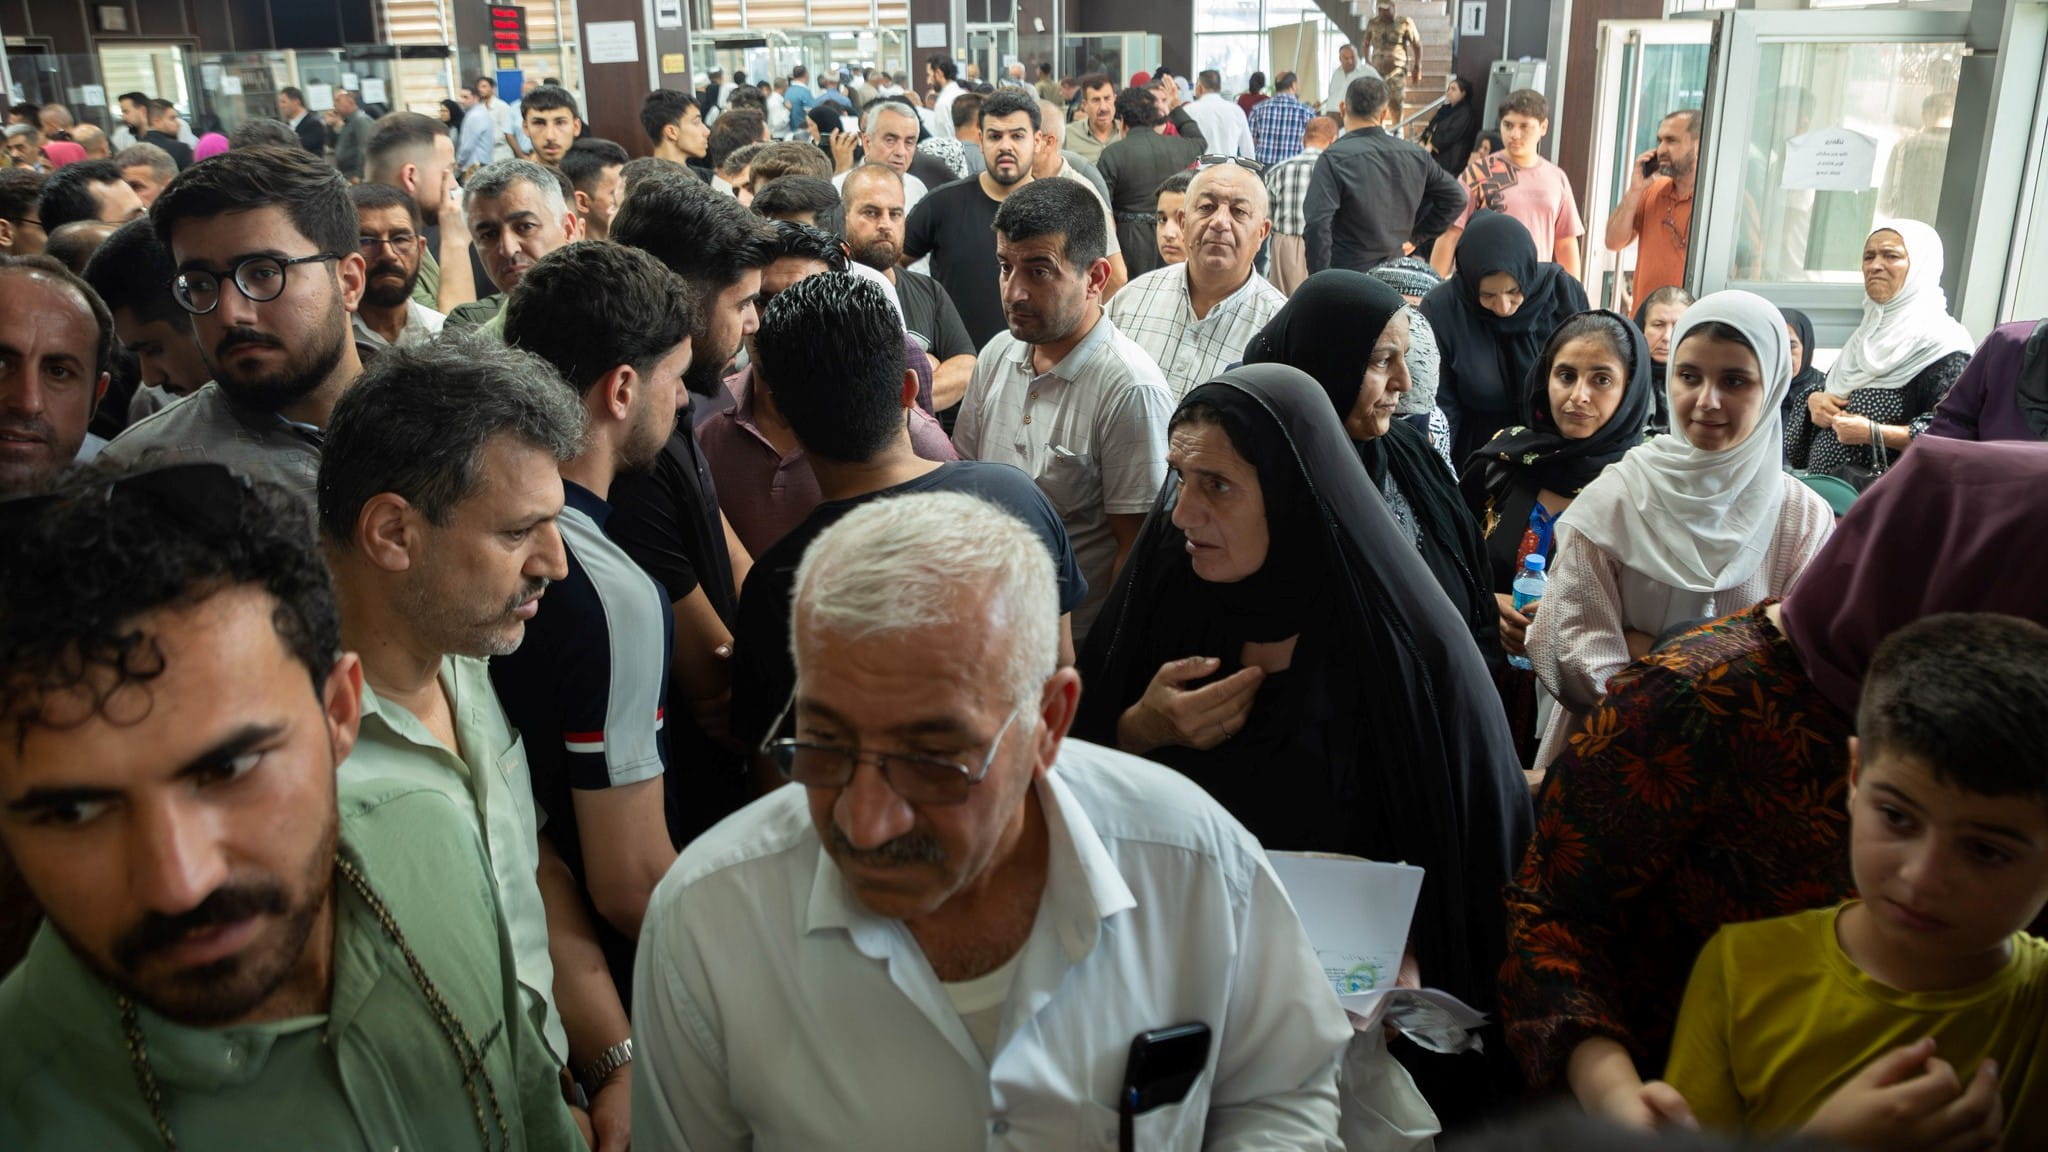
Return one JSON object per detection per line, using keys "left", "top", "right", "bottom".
{"left": 224, "top": 1042, "right": 244, "bottom": 1069}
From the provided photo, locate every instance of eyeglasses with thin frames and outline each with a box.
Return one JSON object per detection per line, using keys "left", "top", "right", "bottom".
{"left": 761, "top": 697, "right": 1031, "bottom": 807}
{"left": 357, "top": 233, "right": 418, "bottom": 255}
{"left": 170, "top": 252, "right": 342, "bottom": 316}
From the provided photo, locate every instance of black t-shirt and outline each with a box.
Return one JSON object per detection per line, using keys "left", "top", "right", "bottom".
{"left": 729, "top": 461, "right": 1090, "bottom": 749}
{"left": 144, "top": 131, "right": 195, "bottom": 171}
{"left": 605, "top": 408, "right": 752, "bottom": 845}
{"left": 902, "top": 177, "right": 1007, "bottom": 349}
{"left": 891, "top": 268, "right": 976, "bottom": 365}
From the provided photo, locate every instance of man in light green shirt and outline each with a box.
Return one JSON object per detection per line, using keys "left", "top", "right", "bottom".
{"left": 0, "top": 464, "right": 579, "bottom": 1150}
{"left": 319, "top": 336, "right": 640, "bottom": 1146}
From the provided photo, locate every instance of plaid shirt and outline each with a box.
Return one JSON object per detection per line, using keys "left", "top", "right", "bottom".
{"left": 1105, "top": 264, "right": 1288, "bottom": 399}
{"left": 1265, "top": 148, "right": 1322, "bottom": 237}
{"left": 1248, "top": 94, "right": 1315, "bottom": 167}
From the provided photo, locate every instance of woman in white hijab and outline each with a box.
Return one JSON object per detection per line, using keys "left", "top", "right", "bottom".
{"left": 1526, "top": 290, "right": 1836, "bottom": 767}
{"left": 1785, "top": 220, "right": 1974, "bottom": 473}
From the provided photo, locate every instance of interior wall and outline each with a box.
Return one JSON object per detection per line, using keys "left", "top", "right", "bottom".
{"left": 1069, "top": 0, "right": 1190, "bottom": 76}
{"left": 1453, "top": 0, "right": 1555, "bottom": 91}
{"left": 1553, "top": 0, "right": 1664, "bottom": 197}
{"left": 0, "top": 0, "right": 365, "bottom": 58}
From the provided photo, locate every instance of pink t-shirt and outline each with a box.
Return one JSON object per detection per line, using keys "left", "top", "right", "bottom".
{"left": 1453, "top": 153, "right": 1586, "bottom": 262}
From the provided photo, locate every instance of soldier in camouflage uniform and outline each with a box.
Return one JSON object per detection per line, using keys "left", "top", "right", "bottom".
{"left": 1365, "top": 0, "right": 1424, "bottom": 125}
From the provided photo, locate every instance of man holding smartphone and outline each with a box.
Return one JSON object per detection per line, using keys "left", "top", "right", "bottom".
{"left": 630, "top": 487, "right": 1355, "bottom": 1151}
{"left": 1602, "top": 108, "right": 1700, "bottom": 309}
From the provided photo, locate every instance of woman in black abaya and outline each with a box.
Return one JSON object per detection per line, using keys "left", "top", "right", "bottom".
{"left": 1244, "top": 270, "right": 1500, "bottom": 666}
{"left": 1075, "top": 365, "right": 1532, "bottom": 1118}
{"left": 1423, "top": 210, "right": 1590, "bottom": 468}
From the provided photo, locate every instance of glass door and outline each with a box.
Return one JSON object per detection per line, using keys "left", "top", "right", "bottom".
{"left": 1582, "top": 19, "right": 1713, "bottom": 312}
{"left": 1692, "top": 8, "right": 1972, "bottom": 347}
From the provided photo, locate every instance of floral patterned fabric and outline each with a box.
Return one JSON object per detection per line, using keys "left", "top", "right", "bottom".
{"left": 1500, "top": 602, "right": 1857, "bottom": 1088}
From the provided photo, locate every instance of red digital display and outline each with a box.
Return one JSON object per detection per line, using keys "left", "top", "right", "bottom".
{"left": 486, "top": 5, "right": 529, "bottom": 53}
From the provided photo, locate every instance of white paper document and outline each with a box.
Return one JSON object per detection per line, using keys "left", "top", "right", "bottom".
{"left": 1269, "top": 852, "right": 1488, "bottom": 1054}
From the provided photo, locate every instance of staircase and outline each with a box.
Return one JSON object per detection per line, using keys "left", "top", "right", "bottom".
{"left": 1309, "top": 0, "right": 1456, "bottom": 137}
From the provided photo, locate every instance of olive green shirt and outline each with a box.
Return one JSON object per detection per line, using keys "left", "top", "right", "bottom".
{"left": 0, "top": 780, "right": 581, "bottom": 1151}
{"left": 340, "top": 654, "right": 567, "bottom": 1062}
{"left": 413, "top": 243, "right": 442, "bottom": 310}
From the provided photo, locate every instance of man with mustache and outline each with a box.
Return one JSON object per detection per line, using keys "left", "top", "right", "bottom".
{"left": 320, "top": 337, "right": 638, "bottom": 1143}
{"left": 445, "top": 159, "right": 580, "bottom": 339}
{"left": 0, "top": 462, "right": 580, "bottom": 1150}
{"left": 954, "top": 177, "right": 1172, "bottom": 644}
{"left": 0, "top": 255, "right": 113, "bottom": 498}
{"left": 633, "top": 487, "right": 1350, "bottom": 1150}
{"left": 842, "top": 164, "right": 977, "bottom": 424}
{"left": 99, "top": 145, "right": 366, "bottom": 510}
{"left": 1107, "top": 162, "right": 1284, "bottom": 399}
{"left": 609, "top": 172, "right": 779, "bottom": 847}
{"left": 908, "top": 91, "right": 1134, "bottom": 350}
{"left": 345, "top": 183, "right": 444, "bottom": 354}
{"left": 497, "top": 243, "right": 693, "bottom": 1077}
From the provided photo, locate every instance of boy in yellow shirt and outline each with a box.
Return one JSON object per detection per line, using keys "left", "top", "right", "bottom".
{"left": 1663, "top": 613, "right": 2048, "bottom": 1147}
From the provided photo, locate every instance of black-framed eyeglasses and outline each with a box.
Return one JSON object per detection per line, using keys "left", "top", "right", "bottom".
{"left": 0, "top": 462, "right": 253, "bottom": 541}
{"left": 1197, "top": 154, "right": 1266, "bottom": 175}
{"left": 1, "top": 214, "right": 42, "bottom": 231}
{"left": 356, "top": 232, "right": 418, "bottom": 254}
{"left": 170, "top": 252, "right": 342, "bottom": 316}
{"left": 762, "top": 699, "right": 1030, "bottom": 807}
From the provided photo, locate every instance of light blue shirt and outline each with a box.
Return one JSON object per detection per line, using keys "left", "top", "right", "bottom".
{"left": 458, "top": 104, "right": 496, "bottom": 169}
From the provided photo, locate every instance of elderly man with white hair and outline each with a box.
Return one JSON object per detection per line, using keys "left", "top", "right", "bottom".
{"left": 632, "top": 490, "right": 1354, "bottom": 1151}
{"left": 831, "top": 99, "right": 929, "bottom": 211}
{"left": 1106, "top": 161, "right": 1287, "bottom": 398}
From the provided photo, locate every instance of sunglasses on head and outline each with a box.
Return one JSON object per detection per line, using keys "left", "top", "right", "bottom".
{"left": 1197, "top": 155, "right": 1266, "bottom": 175}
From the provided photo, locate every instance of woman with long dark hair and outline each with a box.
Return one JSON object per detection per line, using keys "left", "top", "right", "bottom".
{"left": 1420, "top": 76, "right": 1479, "bottom": 176}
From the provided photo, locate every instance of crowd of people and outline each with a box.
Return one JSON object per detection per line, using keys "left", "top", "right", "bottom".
{"left": 1, "top": 46, "right": 2045, "bottom": 1152}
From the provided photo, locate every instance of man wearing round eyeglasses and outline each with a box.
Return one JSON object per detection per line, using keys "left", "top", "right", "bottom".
{"left": 633, "top": 490, "right": 1352, "bottom": 1149}
{"left": 345, "top": 183, "right": 444, "bottom": 354}
{"left": 100, "top": 146, "right": 366, "bottom": 509}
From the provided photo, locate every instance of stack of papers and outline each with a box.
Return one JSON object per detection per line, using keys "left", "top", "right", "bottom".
{"left": 1269, "top": 852, "right": 1489, "bottom": 1054}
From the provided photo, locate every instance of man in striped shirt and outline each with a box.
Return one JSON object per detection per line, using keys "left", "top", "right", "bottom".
{"left": 1247, "top": 71, "right": 1315, "bottom": 167}
{"left": 1264, "top": 114, "right": 1339, "bottom": 294}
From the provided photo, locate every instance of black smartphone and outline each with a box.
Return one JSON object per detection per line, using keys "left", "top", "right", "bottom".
{"left": 1640, "top": 152, "right": 1660, "bottom": 179}
{"left": 1119, "top": 1022, "right": 1212, "bottom": 1147}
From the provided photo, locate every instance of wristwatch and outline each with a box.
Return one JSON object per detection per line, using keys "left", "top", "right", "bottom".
{"left": 578, "top": 1038, "right": 634, "bottom": 1089}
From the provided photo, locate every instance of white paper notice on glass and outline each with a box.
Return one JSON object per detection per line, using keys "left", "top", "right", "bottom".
{"left": 914, "top": 22, "right": 947, "bottom": 48}
{"left": 341, "top": 72, "right": 360, "bottom": 89}
{"left": 80, "top": 85, "right": 107, "bottom": 107}
{"left": 306, "top": 83, "right": 334, "bottom": 111}
{"left": 586, "top": 21, "right": 641, "bottom": 65}
{"left": 220, "top": 76, "right": 245, "bottom": 96}
{"left": 361, "top": 78, "right": 387, "bottom": 105}
{"left": 1782, "top": 127, "right": 1878, "bottom": 192}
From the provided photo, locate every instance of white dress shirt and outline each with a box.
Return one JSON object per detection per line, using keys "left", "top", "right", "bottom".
{"left": 1106, "top": 264, "right": 1287, "bottom": 399}
{"left": 1185, "top": 92, "right": 1256, "bottom": 160}
{"left": 953, "top": 313, "right": 1173, "bottom": 641}
{"left": 1324, "top": 63, "right": 1383, "bottom": 114}
{"left": 631, "top": 738, "right": 1351, "bottom": 1152}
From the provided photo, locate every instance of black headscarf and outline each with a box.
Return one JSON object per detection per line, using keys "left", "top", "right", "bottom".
{"left": 1421, "top": 210, "right": 1591, "bottom": 467}
{"left": 1421, "top": 94, "right": 1479, "bottom": 175}
{"left": 1076, "top": 365, "right": 1532, "bottom": 1015}
{"left": 1632, "top": 293, "right": 1684, "bottom": 433}
{"left": 1781, "top": 307, "right": 1827, "bottom": 429}
{"left": 1244, "top": 270, "right": 1500, "bottom": 665}
{"left": 1460, "top": 308, "right": 1653, "bottom": 512}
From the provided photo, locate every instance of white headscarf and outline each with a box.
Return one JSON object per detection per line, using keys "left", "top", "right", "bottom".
{"left": 1557, "top": 290, "right": 1791, "bottom": 593}
{"left": 1825, "top": 219, "right": 1974, "bottom": 398}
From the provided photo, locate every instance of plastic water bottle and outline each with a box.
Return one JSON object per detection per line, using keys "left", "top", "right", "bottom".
{"left": 1507, "top": 554, "right": 1548, "bottom": 672}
